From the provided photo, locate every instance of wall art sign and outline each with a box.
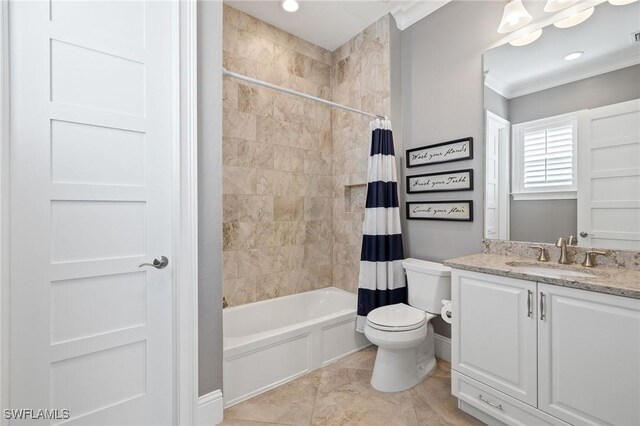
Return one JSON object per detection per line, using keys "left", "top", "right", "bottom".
{"left": 406, "top": 169, "right": 473, "bottom": 194}
{"left": 406, "top": 200, "right": 473, "bottom": 221}
{"left": 406, "top": 137, "right": 473, "bottom": 168}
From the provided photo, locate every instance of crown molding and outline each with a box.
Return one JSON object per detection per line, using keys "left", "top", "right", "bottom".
{"left": 494, "top": 51, "right": 640, "bottom": 99}
{"left": 391, "top": 0, "right": 451, "bottom": 31}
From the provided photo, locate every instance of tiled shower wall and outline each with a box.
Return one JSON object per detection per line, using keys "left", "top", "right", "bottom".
{"left": 222, "top": 6, "right": 392, "bottom": 304}
{"left": 331, "top": 17, "right": 392, "bottom": 294}
{"left": 222, "top": 6, "right": 333, "bottom": 305}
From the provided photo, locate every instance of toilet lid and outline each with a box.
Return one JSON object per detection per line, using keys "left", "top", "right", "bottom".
{"left": 367, "top": 303, "right": 426, "bottom": 330}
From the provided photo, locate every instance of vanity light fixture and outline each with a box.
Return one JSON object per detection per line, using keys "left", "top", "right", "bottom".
{"left": 509, "top": 28, "right": 543, "bottom": 46}
{"left": 281, "top": 0, "right": 299, "bottom": 13}
{"left": 544, "top": 0, "right": 579, "bottom": 12}
{"left": 553, "top": 7, "right": 595, "bottom": 28}
{"left": 608, "top": 0, "right": 638, "bottom": 4}
{"left": 564, "top": 51, "right": 584, "bottom": 60}
{"left": 498, "top": 0, "right": 533, "bottom": 33}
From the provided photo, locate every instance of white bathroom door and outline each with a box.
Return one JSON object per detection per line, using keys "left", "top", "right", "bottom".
{"left": 577, "top": 99, "right": 640, "bottom": 249}
{"left": 484, "top": 111, "right": 510, "bottom": 240}
{"left": 8, "top": 1, "right": 175, "bottom": 424}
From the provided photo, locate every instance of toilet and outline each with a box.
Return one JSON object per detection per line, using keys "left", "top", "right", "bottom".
{"left": 364, "top": 258, "right": 451, "bottom": 392}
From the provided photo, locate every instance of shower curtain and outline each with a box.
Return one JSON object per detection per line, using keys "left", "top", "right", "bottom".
{"left": 356, "top": 119, "right": 406, "bottom": 332}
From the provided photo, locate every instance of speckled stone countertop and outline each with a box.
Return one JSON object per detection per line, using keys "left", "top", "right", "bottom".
{"left": 444, "top": 253, "right": 640, "bottom": 299}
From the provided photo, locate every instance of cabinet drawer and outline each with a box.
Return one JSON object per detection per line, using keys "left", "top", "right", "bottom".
{"left": 452, "top": 371, "right": 568, "bottom": 426}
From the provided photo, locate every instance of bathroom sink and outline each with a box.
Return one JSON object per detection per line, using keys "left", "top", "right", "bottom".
{"left": 505, "top": 261, "right": 597, "bottom": 279}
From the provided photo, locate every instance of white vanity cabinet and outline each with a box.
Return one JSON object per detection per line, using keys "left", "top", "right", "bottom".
{"left": 538, "top": 283, "right": 640, "bottom": 426}
{"left": 451, "top": 269, "right": 640, "bottom": 426}
{"left": 451, "top": 271, "right": 538, "bottom": 406}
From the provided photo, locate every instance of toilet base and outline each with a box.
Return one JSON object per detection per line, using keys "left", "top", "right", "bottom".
{"left": 369, "top": 323, "right": 437, "bottom": 393}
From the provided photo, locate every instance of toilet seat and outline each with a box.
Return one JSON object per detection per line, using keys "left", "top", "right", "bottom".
{"left": 366, "top": 303, "right": 428, "bottom": 332}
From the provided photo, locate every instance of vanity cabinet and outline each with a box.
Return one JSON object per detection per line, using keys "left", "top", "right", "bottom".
{"left": 537, "top": 283, "right": 640, "bottom": 426}
{"left": 452, "top": 269, "right": 640, "bottom": 426}
{"left": 451, "top": 271, "right": 537, "bottom": 406}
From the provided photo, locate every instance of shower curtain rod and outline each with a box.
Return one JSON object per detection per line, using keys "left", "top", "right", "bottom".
{"left": 223, "top": 68, "right": 388, "bottom": 120}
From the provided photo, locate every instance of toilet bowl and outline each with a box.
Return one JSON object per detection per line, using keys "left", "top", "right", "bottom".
{"left": 363, "top": 259, "right": 451, "bottom": 392}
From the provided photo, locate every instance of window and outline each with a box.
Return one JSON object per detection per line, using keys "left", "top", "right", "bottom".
{"left": 512, "top": 113, "right": 578, "bottom": 200}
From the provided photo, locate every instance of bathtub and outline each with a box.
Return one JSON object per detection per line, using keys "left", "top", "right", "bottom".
{"left": 223, "top": 287, "right": 370, "bottom": 407}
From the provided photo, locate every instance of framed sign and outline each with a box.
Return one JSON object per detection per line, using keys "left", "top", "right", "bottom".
{"left": 406, "top": 169, "right": 473, "bottom": 194}
{"left": 406, "top": 200, "right": 473, "bottom": 221}
{"left": 406, "top": 137, "right": 473, "bottom": 168}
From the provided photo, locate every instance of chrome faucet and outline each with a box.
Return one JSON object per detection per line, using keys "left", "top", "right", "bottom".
{"left": 555, "top": 237, "right": 570, "bottom": 264}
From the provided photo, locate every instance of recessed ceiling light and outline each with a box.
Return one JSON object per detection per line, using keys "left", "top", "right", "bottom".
{"left": 564, "top": 51, "right": 584, "bottom": 61}
{"left": 609, "top": 0, "right": 638, "bottom": 5}
{"left": 509, "top": 28, "right": 543, "bottom": 46}
{"left": 553, "top": 7, "right": 594, "bottom": 29}
{"left": 281, "top": 0, "right": 299, "bottom": 13}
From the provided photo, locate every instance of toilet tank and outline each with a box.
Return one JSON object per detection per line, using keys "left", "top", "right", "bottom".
{"left": 402, "top": 258, "right": 451, "bottom": 314}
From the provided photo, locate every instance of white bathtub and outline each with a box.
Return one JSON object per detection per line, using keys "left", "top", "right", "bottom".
{"left": 223, "top": 287, "right": 370, "bottom": 407}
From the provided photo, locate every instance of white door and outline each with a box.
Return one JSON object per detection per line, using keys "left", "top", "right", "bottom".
{"left": 452, "top": 270, "right": 537, "bottom": 406}
{"left": 577, "top": 99, "right": 640, "bottom": 249}
{"left": 538, "top": 284, "right": 640, "bottom": 426}
{"left": 484, "top": 111, "right": 510, "bottom": 240}
{"left": 9, "top": 1, "right": 174, "bottom": 424}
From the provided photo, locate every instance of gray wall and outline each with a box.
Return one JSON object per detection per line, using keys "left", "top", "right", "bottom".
{"left": 508, "top": 64, "right": 640, "bottom": 124}
{"left": 510, "top": 199, "right": 577, "bottom": 244}
{"left": 198, "top": 0, "right": 224, "bottom": 396}
{"left": 390, "top": 15, "right": 405, "bottom": 221}
{"left": 484, "top": 86, "right": 509, "bottom": 120}
{"left": 401, "top": 1, "right": 504, "bottom": 337}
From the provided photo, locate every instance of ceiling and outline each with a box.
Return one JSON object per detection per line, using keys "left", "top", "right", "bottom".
{"left": 224, "top": 0, "right": 418, "bottom": 51}
{"left": 484, "top": 1, "right": 640, "bottom": 99}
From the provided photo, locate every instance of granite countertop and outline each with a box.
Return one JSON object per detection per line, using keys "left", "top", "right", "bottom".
{"left": 444, "top": 253, "right": 640, "bottom": 299}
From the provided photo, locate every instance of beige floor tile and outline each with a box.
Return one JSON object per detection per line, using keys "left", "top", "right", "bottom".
{"left": 410, "top": 374, "right": 483, "bottom": 426}
{"left": 323, "top": 346, "right": 376, "bottom": 372}
{"left": 311, "top": 367, "right": 418, "bottom": 426}
{"left": 223, "top": 350, "right": 485, "bottom": 426}
{"left": 224, "top": 371, "right": 322, "bottom": 426}
{"left": 221, "top": 419, "right": 289, "bottom": 426}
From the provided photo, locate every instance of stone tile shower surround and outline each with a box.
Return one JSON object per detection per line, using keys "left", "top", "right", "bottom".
{"left": 222, "top": 6, "right": 333, "bottom": 306}
{"left": 222, "top": 6, "right": 392, "bottom": 305}
{"left": 331, "top": 16, "right": 392, "bottom": 295}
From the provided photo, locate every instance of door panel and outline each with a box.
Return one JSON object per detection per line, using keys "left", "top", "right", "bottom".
{"left": 578, "top": 99, "right": 640, "bottom": 249}
{"left": 538, "top": 284, "right": 640, "bottom": 426}
{"left": 9, "top": 1, "right": 173, "bottom": 424}
{"left": 452, "top": 270, "right": 537, "bottom": 406}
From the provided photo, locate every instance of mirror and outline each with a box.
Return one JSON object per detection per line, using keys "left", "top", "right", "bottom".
{"left": 483, "top": 1, "right": 640, "bottom": 250}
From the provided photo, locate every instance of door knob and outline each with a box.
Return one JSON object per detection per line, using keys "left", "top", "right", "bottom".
{"left": 139, "top": 256, "right": 169, "bottom": 269}
{"left": 579, "top": 231, "right": 589, "bottom": 238}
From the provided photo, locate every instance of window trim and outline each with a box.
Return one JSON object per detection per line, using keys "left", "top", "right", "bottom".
{"left": 512, "top": 111, "right": 581, "bottom": 200}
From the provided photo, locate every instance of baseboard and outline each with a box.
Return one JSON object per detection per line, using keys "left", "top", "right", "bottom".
{"left": 434, "top": 333, "right": 451, "bottom": 363}
{"left": 197, "top": 389, "right": 223, "bottom": 426}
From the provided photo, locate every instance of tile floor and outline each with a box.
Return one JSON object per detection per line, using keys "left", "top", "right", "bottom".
{"left": 222, "top": 347, "right": 484, "bottom": 426}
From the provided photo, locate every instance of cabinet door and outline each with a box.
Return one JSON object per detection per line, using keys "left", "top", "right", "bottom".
{"left": 452, "top": 270, "right": 538, "bottom": 406}
{"left": 538, "top": 284, "right": 640, "bottom": 426}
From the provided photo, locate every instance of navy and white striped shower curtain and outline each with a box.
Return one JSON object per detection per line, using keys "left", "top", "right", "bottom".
{"left": 356, "top": 119, "right": 406, "bottom": 332}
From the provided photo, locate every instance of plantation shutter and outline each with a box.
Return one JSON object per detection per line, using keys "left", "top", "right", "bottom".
{"left": 523, "top": 123, "right": 574, "bottom": 189}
